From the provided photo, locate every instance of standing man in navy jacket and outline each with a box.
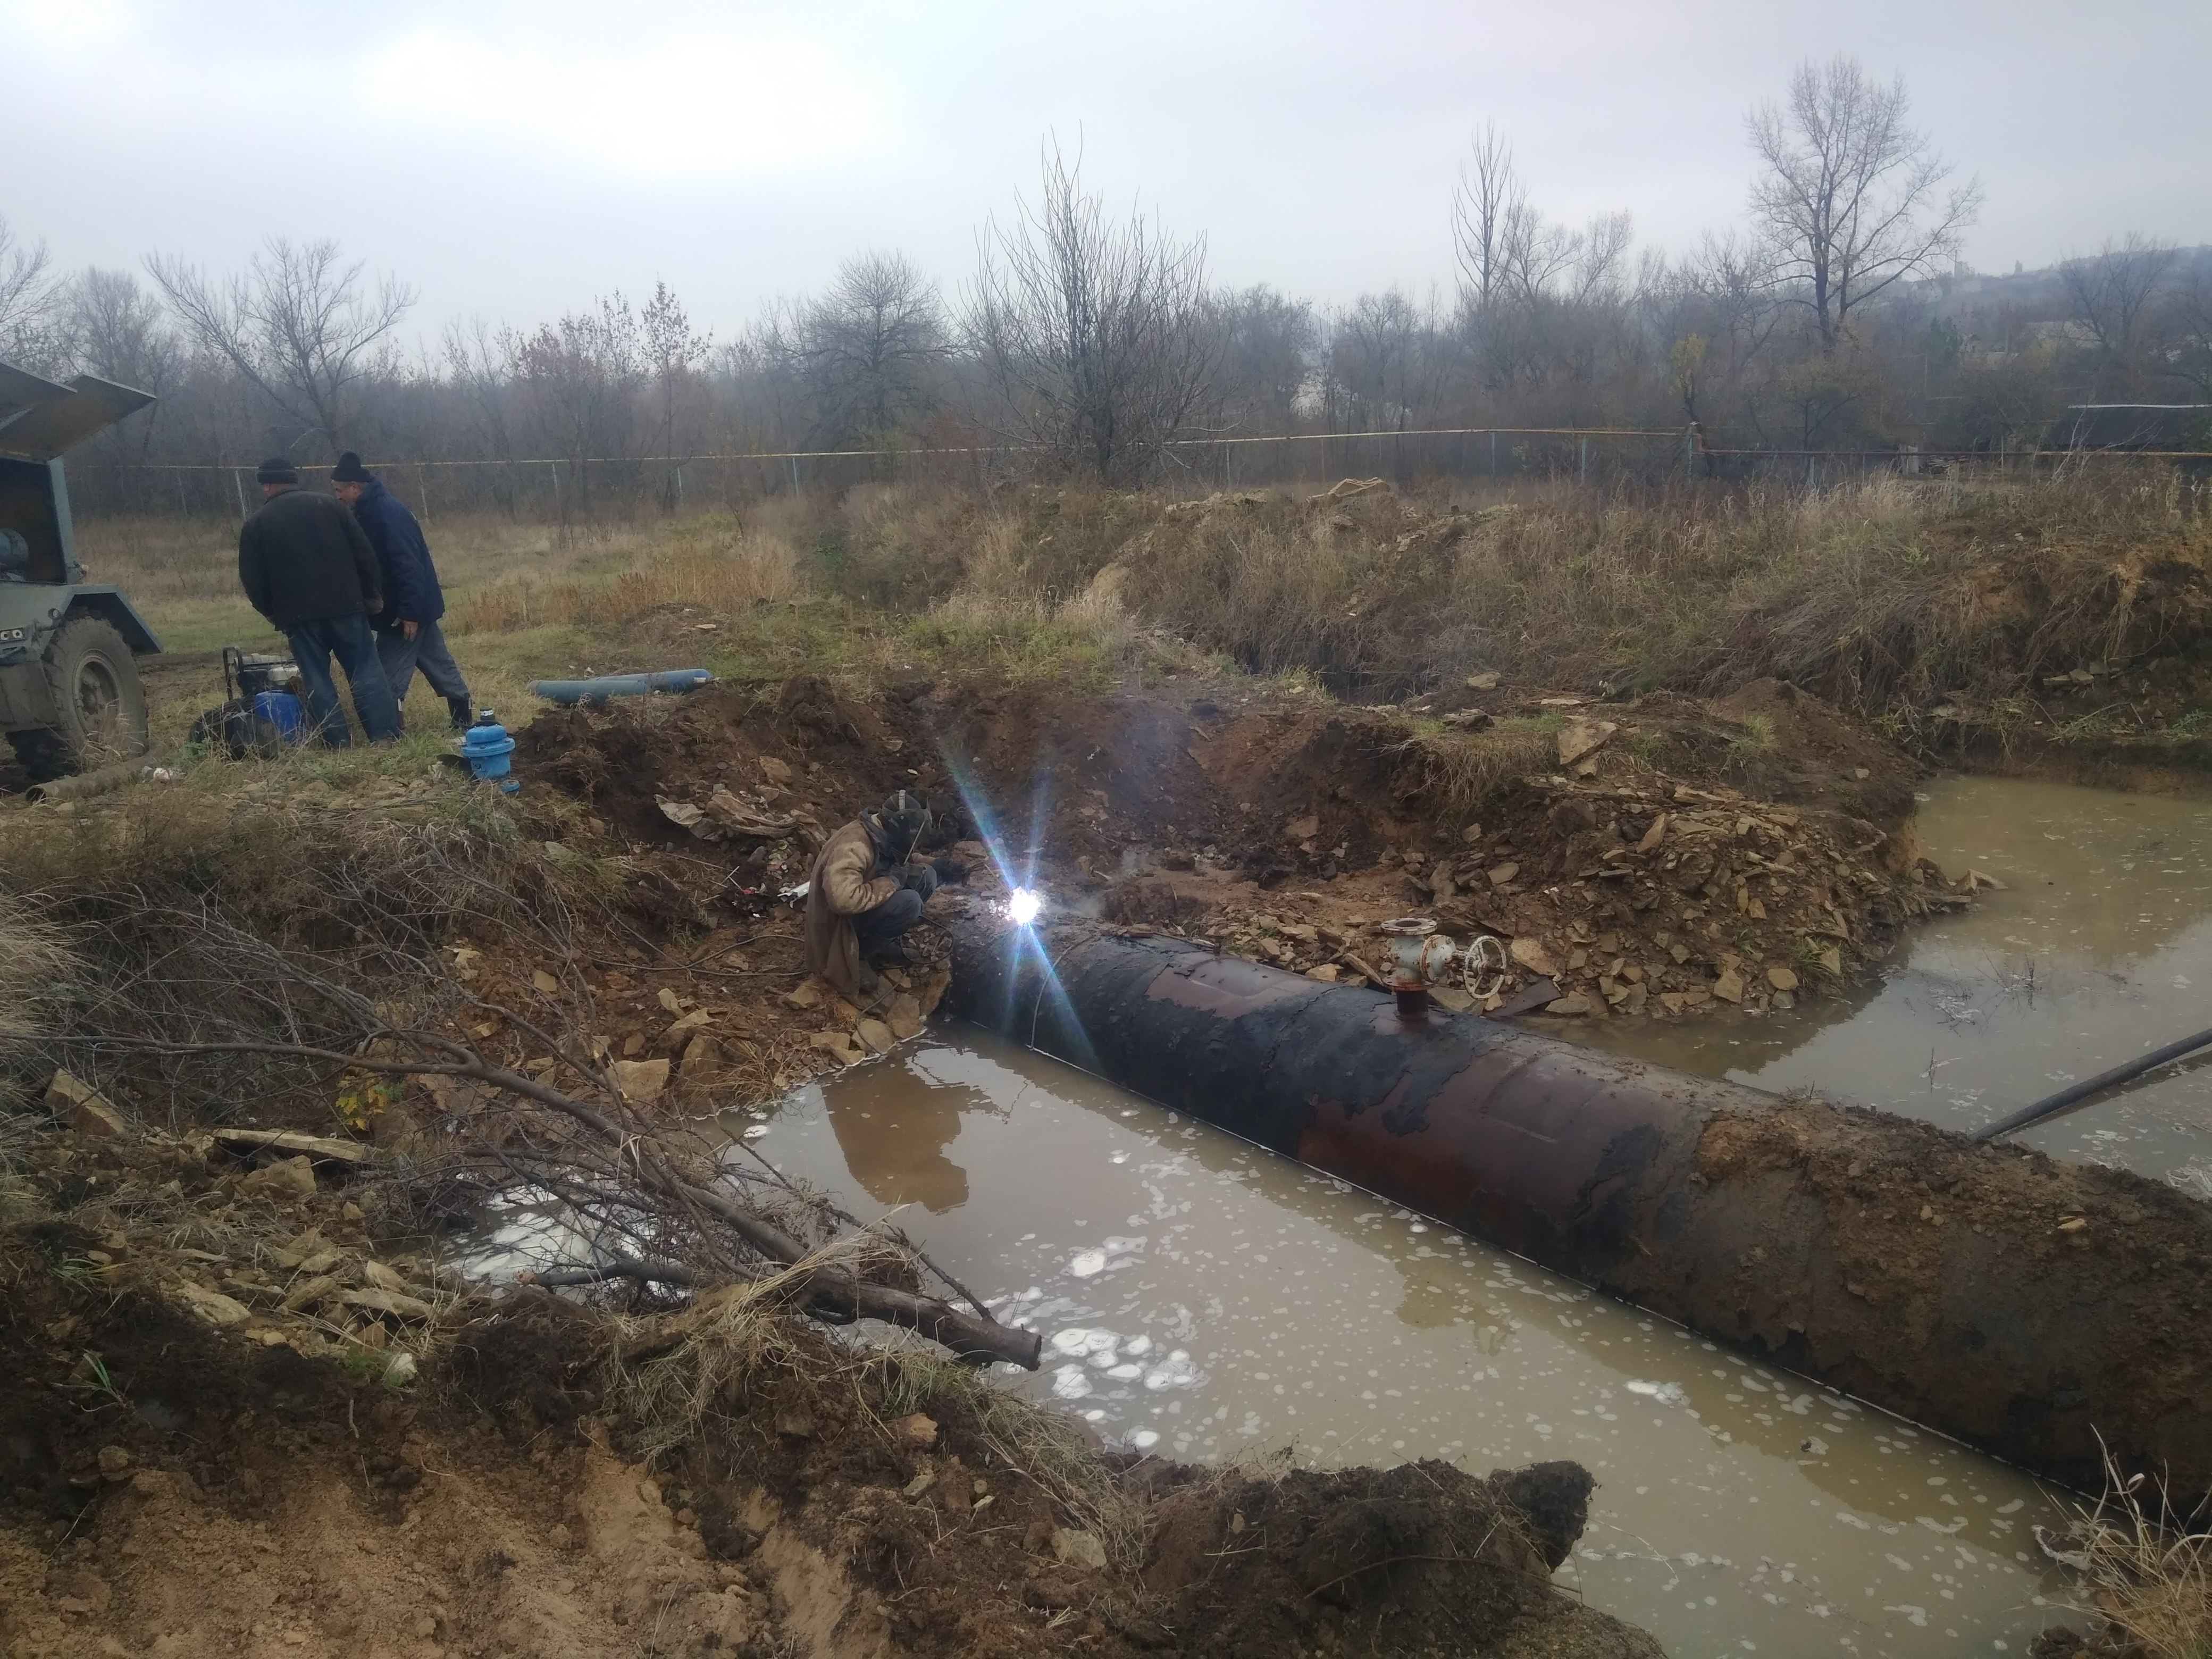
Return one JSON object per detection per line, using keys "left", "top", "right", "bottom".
{"left": 237, "top": 455, "right": 401, "bottom": 745}
{"left": 331, "top": 453, "right": 475, "bottom": 732}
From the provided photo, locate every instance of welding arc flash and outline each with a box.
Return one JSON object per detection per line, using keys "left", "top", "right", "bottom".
{"left": 1008, "top": 888, "right": 1043, "bottom": 925}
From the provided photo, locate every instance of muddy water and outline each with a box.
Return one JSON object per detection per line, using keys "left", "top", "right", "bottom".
{"left": 1580, "top": 775, "right": 2212, "bottom": 1187}
{"left": 740, "top": 1032, "right": 2077, "bottom": 1658}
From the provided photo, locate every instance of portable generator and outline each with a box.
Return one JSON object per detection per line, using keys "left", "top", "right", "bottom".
{"left": 187, "top": 645, "right": 307, "bottom": 757}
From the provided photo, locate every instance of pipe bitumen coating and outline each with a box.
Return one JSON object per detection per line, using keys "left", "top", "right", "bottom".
{"left": 527, "top": 669, "right": 714, "bottom": 705}
{"left": 941, "top": 912, "right": 2212, "bottom": 1501}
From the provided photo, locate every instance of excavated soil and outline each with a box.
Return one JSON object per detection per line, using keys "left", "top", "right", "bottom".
{"left": 512, "top": 667, "right": 1960, "bottom": 1051}
{"left": 0, "top": 1118, "right": 1656, "bottom": 1659}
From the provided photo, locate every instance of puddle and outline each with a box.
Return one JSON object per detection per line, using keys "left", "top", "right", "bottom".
{"left": 1580, "top": 774, "right": 2212, "bottom": 1188}
{"left": 742, "top": 1030, "right": 2079, "bottom": 1658}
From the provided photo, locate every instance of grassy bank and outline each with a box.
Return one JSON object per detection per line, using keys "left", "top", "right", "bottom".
{"left": 82, "top": 468, "right": 2212, "bottom": 737}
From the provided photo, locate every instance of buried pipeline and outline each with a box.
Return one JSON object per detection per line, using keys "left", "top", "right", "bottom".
{"left": 937, "top": 913, "right": 2212, "bottom": 1502}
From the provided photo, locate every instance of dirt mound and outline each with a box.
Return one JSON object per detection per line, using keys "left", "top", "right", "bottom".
{"left": 1141, "top": 1460, "right": 1655, "bottom": 1658}
{"left": 515, "top": 674, "right": 923, "bottom": 852}
{"left": 511, "top": 666, "right": 1953, "bottom": 1034}
{"left": 0, "top": 1118, "right": 1656, "bottom": 1659}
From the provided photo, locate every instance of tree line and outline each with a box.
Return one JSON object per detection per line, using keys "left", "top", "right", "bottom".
{"left": 4, "top": 54, "right": 2209, "bottom": 515}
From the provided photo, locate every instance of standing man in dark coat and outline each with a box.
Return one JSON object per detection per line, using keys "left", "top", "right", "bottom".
{"left": 236, "top": 456, "right": 401, "bottom": 745}
{"left": 331, "top": 452, "right": 474, "bottom": 732}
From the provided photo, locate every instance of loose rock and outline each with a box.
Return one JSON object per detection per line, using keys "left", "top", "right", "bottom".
{"left": 609, "top": 1058, "right": 672, "bottom": 1103}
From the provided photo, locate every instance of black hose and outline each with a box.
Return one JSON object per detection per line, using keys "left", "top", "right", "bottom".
{"left": 1972, "top": 1025, "right": 2212, "bottom": 1142}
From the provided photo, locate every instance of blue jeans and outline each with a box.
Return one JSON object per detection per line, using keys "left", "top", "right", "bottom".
{"left": 375, "top": 618, "right": 472, "bottom": 711}
{"left": 286, "top": 613, "right": 401, "bottom": 745}
{"left": 853, "top": 886, "right": 925, "bottom": 957}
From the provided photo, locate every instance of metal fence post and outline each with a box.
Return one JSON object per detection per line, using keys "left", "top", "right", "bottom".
{"left": 232, "top": 470, "right": 247, "bottom": 520}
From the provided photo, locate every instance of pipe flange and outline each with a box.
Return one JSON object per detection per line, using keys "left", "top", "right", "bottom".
{"left": 1379, "top": 916, "right": 1437, "bottom": 937}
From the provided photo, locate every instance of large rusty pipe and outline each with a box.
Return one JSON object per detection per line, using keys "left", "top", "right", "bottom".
{"left": 941, "top": 915, "right": 2212, "bottom": 1502}
{"left": 943, "top": 921, "right": 1731, "bottom": 1273}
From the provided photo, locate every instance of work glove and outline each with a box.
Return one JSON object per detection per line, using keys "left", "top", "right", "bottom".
{"left": 931, "top": 856, "right": 970, "bottom": 885}
{"left": 899, "top": 863, "right": 941, "bottom": 899}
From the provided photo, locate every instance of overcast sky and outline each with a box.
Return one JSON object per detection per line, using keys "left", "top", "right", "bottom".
{"left": 10, "top": 0, "right": 2210, "bottom": 348}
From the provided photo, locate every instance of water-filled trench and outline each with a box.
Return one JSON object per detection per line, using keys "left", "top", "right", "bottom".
{"left": 1579, "top": 774, "right": 2212, "bottom": 1188}
{"left": 479, "top": 774, "right": 2210, "bottom": 1654}
{"left": 740, "top": 775, "right": 2212, "bottom": 1654}
{"left": 747, "top": 1030, "right": 2068, "bottom": 1657}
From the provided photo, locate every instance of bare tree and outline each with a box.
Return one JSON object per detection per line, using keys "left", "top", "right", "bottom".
{"left": 1206, "top": 286, "right": 1317, "bottom": 433}
{"left": 639, "top": 282, "right": 711, "bottom": 507}
{"left": 59, "top": 271, "right": 179, "bottom": 505}
{"left": 65, "top": 269, "right": 181, "bottom": 394}
{"left": 2171, "top": 268, "right": 2212, "bottom": 406}
{"left": 1570, "top": 212, "right": 1636, "bottom": 305}
{"left": 2062, "top": 233, "right": 2179, "bottom": 395}
{"left": 1747, "top": 57, "right": 1981, "bottom": 354}
{"left": 1327, "top": 288, "right": 1449, "bottom": 432}
{"left": 0, "top": 216, "right": 61, "bottom": 368}
{"left": 501, "top": 295, "right": 643, "bottom": 510}
{"left": 146, "top": 237, "right": 415, "bottom": 455}
{"left": 965, "top": 140, "right": 1216, "bottom": 485}
{"left": 800, "top": 250, "right": 945, "bottom": 449}
{"left": 1452, "top": 125, "right": 1523, "bottom": 314}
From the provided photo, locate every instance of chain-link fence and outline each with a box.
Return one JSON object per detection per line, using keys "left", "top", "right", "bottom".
{"left": 61, "top": 425, "right": 2212, "bottom": 524}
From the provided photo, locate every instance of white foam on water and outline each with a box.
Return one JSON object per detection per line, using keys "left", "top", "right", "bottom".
{"left": 1050, "top": 1364, "right": 1093, "bottom": 1400}
{"left": 1143, "top": 1350, "right": 1200, "bottom": 1390}
{"left": 1625, "top": 1379, "right": 1688, "bottom": 1406}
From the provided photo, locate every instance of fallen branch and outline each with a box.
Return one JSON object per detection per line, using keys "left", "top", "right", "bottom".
{"left": 527, "top": 1255, "right": 696, "bottom": 1289}
{"left": 71, "top": 1032, "right": 1043, "bottom": 1370}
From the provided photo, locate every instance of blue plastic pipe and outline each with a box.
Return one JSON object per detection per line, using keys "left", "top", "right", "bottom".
{"left": 527, "top": 669, "right": 715, "bottom": 705}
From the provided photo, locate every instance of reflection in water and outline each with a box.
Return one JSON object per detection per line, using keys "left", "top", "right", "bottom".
{"left": 744, "top": 1030, "right": 2078, "bottom": 1659}
{"left": 823, "top": 1050, "right": 1005, "bottom": 1213}
{"left": 1579, "top": 775, "right": 2212, "bottom": 1185}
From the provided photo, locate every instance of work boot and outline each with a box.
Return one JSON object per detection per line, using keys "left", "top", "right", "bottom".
{"left": 865, "top": 940, "right": 913, "bottom": 970}
{"left": 447, "top": 696, "right": 475, "bottom": 732}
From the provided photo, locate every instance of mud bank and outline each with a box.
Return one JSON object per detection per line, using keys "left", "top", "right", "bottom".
{"left": 0, "top": 1119, "right": 1656, "bottom": 1658}
{"left": 946, "top": 918, "right": 2212, "bottom": 1504}
{"left": 522, "top": 667, "right": 1957, "bottom": 1038}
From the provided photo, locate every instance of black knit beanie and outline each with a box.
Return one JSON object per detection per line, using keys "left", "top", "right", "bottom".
{"left": 255, "top": 456, "right": 299, "bottom": 485}
{"left": 331, "top": 451, "right": 373, "bottom": 483}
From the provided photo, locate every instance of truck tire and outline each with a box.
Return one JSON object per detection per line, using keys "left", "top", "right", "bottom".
{"left": 5, "top": 617, "right": 149, "bottom": 782}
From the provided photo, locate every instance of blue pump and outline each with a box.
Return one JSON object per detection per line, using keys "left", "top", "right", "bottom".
{"left": 459, "top": 710, "right": 518, "bottom": 792}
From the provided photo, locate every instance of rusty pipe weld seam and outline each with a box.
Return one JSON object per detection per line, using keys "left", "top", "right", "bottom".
{"left": 937, "top": 919, "right": 2212, "bottom": 1501}
{"left": 940, "top": 918, "right": 1743, "bottom": 1276}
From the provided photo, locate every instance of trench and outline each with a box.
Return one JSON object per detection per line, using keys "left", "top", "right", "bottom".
{"left": 737, "top": 1027, "right": 2075, "bottom": 1658}
{"left": 466, "top": 770, "right": 2203, "bottom": 1654}
{"left": 1578, "top": 774, "right": 2212, "bottom": 1187}
{"left": 726, "top": 771, "right": 2212, "bottom": 1655}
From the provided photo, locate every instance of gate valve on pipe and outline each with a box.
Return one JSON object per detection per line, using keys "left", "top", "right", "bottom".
{"left": 1376, "top": 917, "right": 1508, "bottom": 1023}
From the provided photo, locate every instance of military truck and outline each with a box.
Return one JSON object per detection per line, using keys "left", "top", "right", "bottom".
{"left": 0, "top": 361, "right": 162, "bottom": 781}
